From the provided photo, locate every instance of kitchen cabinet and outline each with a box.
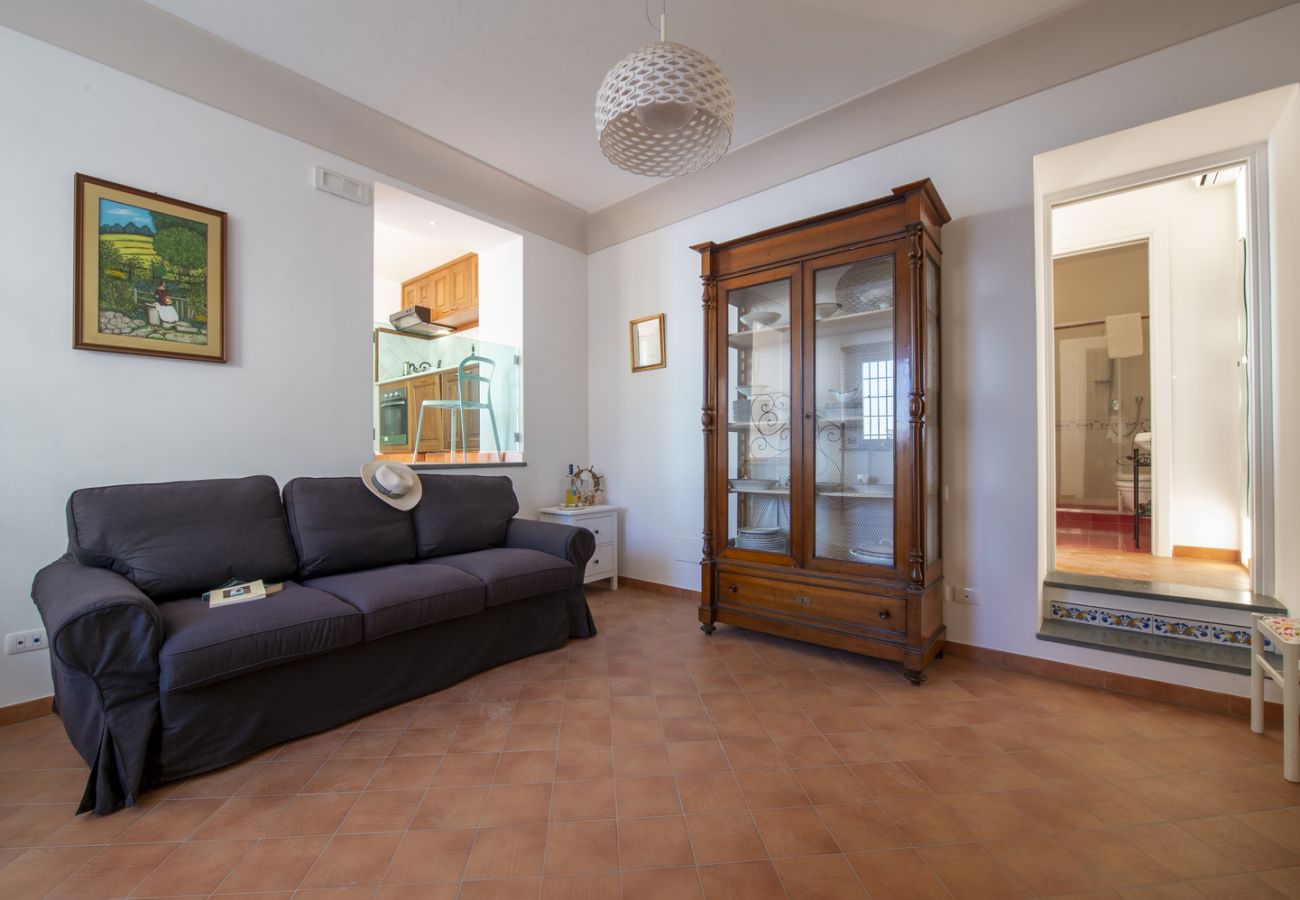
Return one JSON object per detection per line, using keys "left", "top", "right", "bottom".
{"left": 439, "top": 370, "right": 481, "bottom": 447}
{"left": 409, "top": 374, "right": 444, "bottom": 453}
{"left": 400, "top": 253, "right": 478, "bottom": 330}
{"left": 695, "top": 180, "right": 949, "bottom": 685}
{"left": 393, "top": 365, "right": 481, "bottom": 455}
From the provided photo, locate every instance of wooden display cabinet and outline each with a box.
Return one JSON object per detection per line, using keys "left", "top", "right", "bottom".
{"left": 694, "top": 181, "right": 949, "bottom": 684}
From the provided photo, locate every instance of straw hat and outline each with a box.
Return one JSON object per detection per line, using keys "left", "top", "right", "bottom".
{"left": 359, "top": 461, "right": 423, "bottom": 511}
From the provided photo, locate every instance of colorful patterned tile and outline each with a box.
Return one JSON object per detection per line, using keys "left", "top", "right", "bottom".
{"left": 1049, "top": 602, "right": 1100, "bottom": 625}
{"left": 1096, "top": 608, "right": 1150, "bottom": 632}
{"left": 1151, "top": 617, "right": 1213, "bottom": 642}
{"left": 1211, "top": 625, "right": 1252, "bottom": 646}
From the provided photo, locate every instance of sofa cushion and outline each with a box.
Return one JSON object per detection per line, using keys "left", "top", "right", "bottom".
{"left": 157, "top": 582, "right": 362, "bottom": 692}
{"left": 305, "top": 563, "right": 486, "bottom": 641}
{"left": 425, "top": 548, "right": 575, "bottom": 607}
{"left": 283, "top": 477, "right": 417, "bottom": 578}
{"left": 413, "top": 474, "right": 519, "bottom": 558}
{"left": 67, "top": 475, "right": 298, "bottom": 601}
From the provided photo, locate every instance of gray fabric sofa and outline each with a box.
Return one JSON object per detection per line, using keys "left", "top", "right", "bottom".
{"left": 30, "top": 473, "right": 596, "bottom": 815}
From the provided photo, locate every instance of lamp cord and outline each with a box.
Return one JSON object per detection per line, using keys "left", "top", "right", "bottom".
{"left": 644, "top": 0, "right": 666, "bottom": 39}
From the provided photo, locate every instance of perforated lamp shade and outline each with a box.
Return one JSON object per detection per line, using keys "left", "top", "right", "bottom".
{"left": 595, "top": 38, "right": 734, "bottom": 177}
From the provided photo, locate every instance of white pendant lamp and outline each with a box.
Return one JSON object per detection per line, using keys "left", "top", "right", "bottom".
{"left": 595, "top": 9, "right": 734, "bottom": 177}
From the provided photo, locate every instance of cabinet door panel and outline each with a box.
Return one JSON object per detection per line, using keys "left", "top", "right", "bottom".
{"left": 411, "top": 376, "right": 443, "bottom": 453}
{"left": 718, "top": 265, "right": 802, "bottom": 563}
{"left": 802, "top": 241, "right": 911, "bottom": 576}
{"left": 432, "top": 272, "right": 451, "bottom": 314}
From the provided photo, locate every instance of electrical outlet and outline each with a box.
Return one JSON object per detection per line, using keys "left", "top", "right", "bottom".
{"left": 958, "top": 587, "right": 980, "bottom": 605}
{"left": 4, "top": 629, "right": 47, "bottom": 655}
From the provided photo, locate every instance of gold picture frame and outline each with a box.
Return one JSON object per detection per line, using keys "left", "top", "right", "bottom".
{"left": 630, "top": 313, "right": 666, "bottom": 372}
{"left": 75, "top": 174, "right": 227, "bottom": 363}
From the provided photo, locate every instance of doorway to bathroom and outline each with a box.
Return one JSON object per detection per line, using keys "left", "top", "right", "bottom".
{"left": 1049, "top": 164, "right": 1254, "bottom": 593}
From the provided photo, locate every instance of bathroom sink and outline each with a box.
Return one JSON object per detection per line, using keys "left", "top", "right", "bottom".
{"left": 1134, "top": 432, "right": 1152, "bottom": 452}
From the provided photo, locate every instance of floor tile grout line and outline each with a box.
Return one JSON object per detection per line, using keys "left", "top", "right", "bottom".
{"left": 206, "top": 741, "right": 343, "bottom": 897}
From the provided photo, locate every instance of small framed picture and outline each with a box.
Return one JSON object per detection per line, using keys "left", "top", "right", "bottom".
{"left": 630, "top": 313, "right": 666, "bottom": 372}
{"left": 75, "top": 174, "right": 227, "bottom": 363}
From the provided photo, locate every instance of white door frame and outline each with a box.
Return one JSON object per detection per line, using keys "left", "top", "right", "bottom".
{"left": 1040, "top": 143, "right": 1274, "bottom": 594}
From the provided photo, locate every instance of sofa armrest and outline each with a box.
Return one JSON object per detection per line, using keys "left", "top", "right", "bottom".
{"left": 504, "top": 518, "right": 596, "bottom": 578}
{"left": 31, "top": 556, "right": 163, "bottom": 814}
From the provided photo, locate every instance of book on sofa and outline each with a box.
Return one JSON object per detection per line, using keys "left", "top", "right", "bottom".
{"left": 202, "top": 579, "right": 284, "bottom": 607}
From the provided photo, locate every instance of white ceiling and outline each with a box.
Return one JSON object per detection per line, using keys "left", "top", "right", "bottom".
{"left": 373, "top": 182, "right": 519, "bottom": 283}
{"left": 144, "top": 0, "right": 1075, "bottom": 213}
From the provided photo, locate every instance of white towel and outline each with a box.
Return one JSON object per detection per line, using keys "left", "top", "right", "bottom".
{"left": 1105, "top": 313, "right": 1143, "bottom": 359}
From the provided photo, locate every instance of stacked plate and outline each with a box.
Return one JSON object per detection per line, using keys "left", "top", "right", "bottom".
{"left": 737, "top": 526, "right": 787, "bottom": 552}
{"left": 849, "top": 543, "right": 893, "bottom": 565}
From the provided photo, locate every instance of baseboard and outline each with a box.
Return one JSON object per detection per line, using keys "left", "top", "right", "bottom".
{"left": 616, "top": 575, "right": 702, "bottom": 602}
{"left": 0, "top": 696, "right": 54, "bottom": 727}
{"left": 944, "top": 641, "right": 1280, "bottom": 722}
{"left": 1172, "top": 545, "right": 1243, "bottom": 563}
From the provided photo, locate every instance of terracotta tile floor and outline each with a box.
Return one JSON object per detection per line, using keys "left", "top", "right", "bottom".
{"left": 2, "top": 586, "right": 1299, "bottom": 899}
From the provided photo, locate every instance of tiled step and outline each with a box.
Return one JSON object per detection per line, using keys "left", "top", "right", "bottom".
{"left": 1041, "top": 583, "right": 1290, "bottom": 667}
{"left": 1037, "top": 618, "right": 1253, "bottom": 675}
{"left": 1045, "top": 569, "right": 1283, "bottom": 613}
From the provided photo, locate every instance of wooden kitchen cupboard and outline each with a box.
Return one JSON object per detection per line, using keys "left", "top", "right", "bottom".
{"left": 694, "top": 181, "right": 949, "bottom": 684}
{"left": 401, "top": 253, "right": 479, "bottom": 329}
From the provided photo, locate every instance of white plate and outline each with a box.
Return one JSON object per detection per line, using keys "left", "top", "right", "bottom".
{"left": 849, "top": 545, "right": 893, "bottom": 564}
{"left": 730, "top": 479, "right": 777, "bottom": 491}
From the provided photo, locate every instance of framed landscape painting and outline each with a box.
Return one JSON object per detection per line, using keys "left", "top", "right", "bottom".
{"left": 75, "top": 174, "right": 227, "bottom": 362}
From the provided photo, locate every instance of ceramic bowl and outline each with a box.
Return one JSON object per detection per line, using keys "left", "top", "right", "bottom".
{"left": 814, "top": 302, "right": 842, "bottom": 320}
{"left": 829, "top": 389, "right": 859, "bottom": 403}
{"left": 739, "top": 310, "right": 781, "bottom": 328}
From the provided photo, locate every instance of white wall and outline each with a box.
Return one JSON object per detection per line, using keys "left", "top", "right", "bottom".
{"left": 0, "top": 26, "right": 588, "bottom": 706}
{"left": 1269, "top": 87, "right": 1300, "bottom": 614}
{"left": 1053, "top": 179, "right": 1244, "bottom": 552}
{"left": 373, "top": 275, "right": 401, "bottom": 324}
{"left": 588, "top": 3, "right": 1300, "bottom": 695}
{"left": 477, "top": 238, "right": 524, "bottom": 349}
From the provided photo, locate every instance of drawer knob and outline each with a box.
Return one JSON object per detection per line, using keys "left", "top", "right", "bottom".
{"left": 878, "top": 610, "right": 891, "bottom": 620}
{"left": 795, "top": 595, "right": 811, "bottom": 606}
{"left": 727, "top": 585, "right": 737, "bottom": 593}
{"left": 593, "top": 559, "right": 600, "bottom": 565}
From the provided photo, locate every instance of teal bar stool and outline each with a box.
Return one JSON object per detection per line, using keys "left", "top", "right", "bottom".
{"left": 412, "top": 355, "right": 502, "bottom": 463}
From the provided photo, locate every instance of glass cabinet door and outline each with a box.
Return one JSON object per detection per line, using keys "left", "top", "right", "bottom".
{"left": 723, "top": 272, "right": 798, "bottom": 558}
{"left": 806, "top": 250, "right": 899, "bottom": 569}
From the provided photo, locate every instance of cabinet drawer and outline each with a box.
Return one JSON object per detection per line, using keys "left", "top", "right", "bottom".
{"left": 587, "top": 551, "right": 615, "bottom": 579}
{"left": 576, "top": 514, "right": 615, "bottom": 542}
{"left": 718, "top": 571, "right": 905, "bottom": 634}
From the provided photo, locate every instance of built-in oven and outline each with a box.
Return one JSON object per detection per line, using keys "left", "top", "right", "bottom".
{"left": 378, "top": 386, "right": 408, "bottom": 448}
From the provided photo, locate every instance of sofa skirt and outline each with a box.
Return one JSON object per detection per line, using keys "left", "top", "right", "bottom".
{"left": 151, "top": 586, "right": 594, "bottom": 787}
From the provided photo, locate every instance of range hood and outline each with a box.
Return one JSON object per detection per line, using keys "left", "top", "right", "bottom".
{"left": 389, "top": 306, "right": 454, "bottom": 336}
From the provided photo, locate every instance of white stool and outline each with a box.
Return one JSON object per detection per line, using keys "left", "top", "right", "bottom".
{"left": 1251, "top": 614, "right": 1300, "bottom": 782}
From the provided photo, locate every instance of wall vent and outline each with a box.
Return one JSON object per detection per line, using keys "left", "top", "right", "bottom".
{"left": 313, "top": 167, "right": 371, "bottom": 205}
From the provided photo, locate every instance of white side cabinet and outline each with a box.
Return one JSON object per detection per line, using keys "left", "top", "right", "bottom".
{"left": 538, "top": 505, "right": 619, "bottom": 589}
